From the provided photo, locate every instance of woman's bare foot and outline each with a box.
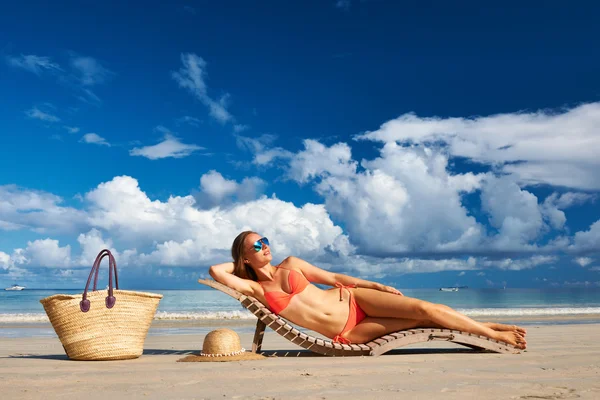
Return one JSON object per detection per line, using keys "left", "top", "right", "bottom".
{"left": 494, "top": 331, "right": 527, "bottom": 349}
{"left": 483, "top": 322, "right": 527, "bottom": 337}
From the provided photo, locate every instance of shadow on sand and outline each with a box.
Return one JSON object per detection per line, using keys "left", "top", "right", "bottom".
{"left": 4, "top": 347, "right": 482, "bottom": 360}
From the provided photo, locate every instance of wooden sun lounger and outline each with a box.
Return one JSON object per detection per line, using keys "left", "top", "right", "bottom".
{"left": 198, "top": 279, "right": 521, "bottom": 356}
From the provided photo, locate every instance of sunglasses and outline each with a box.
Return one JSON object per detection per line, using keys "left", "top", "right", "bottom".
{"left": 252, "top": 237, "right": 270, "bottom": 252}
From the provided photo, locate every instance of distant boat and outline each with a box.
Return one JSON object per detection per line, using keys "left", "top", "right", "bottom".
{"left": 439, "top": 287, "right": 459, "bottom": 292}
{"left": 4, "top": 284, "right": 25, "bottom": 291}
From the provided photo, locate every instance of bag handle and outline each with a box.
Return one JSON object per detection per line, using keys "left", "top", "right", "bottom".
{"left": 80, "top": 249, "right": 119, "bottom": 313}
{"left": 92, "top": 249, "right": 120, "bottom": 292}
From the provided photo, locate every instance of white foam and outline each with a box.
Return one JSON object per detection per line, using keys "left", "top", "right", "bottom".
{"left": 2, "top": 307, "right": 600, "bottom": 323}
{"left": 153, "top": 310, "right": 255, "bottom": 320}
{"left": 0, "top": 313, "right": 50, "bottom": 323}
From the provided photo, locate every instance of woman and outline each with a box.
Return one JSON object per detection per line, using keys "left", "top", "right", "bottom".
{"left": 209, "top": 231, "right": 527, "bottom": 348}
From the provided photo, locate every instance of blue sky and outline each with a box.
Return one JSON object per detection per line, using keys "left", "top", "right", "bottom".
{"left": 1, "top": 0, "right": 600, "bottom": 289}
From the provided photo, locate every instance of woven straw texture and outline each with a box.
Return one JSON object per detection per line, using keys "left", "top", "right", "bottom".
{"left": 40, "top": 289, "right": 162, "bottom": 361}
{"left": 178, "top": 328, "right": 265, "bottom": 362}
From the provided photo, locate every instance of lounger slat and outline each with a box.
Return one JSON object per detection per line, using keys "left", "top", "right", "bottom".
{"left": 291, "top": 335, "right": 307, "bottom": 346}
{"left": 198, "top": 279, "right": 520, "bottom": 357}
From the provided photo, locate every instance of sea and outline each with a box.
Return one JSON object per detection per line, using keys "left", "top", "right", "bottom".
{"left": 2, "top": 288, "right": 600, "bottom": 338}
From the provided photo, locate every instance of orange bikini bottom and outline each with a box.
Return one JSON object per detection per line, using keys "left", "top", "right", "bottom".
{"left": 333, "top": 283, "right": 366, "bottom": 344}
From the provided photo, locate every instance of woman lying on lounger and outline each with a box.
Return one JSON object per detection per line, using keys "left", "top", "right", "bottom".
{"left": 209, "top": 231, "right": 527, "bottom": 349}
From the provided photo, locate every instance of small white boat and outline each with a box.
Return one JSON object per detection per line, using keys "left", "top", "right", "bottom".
{"left": 4, "top": 284, "right": 26, "bottom": 291}
{"left": 439, "top": 287, "right": 459, "bottom": 292}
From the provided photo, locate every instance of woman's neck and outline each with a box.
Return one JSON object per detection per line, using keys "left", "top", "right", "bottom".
{"left": 253, "top": 263, "right": 276, "bottom": 281}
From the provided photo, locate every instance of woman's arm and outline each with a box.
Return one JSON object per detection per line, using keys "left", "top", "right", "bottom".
{"left": 208, "top": 262, "right": 259, "bottom": 296}
{"left": 285, "top": 257, "right": 403, "bottom": 295}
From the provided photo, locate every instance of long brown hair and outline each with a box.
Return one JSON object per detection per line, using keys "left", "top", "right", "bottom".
{"left": 231, "top": 231, "right": 258, "bottom": 281}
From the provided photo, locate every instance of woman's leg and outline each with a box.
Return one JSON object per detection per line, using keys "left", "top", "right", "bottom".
{"left": 352, "top": 288, "right": 526, "bottom": 348}
{"left": 482, "top": 322, "right": 527, "bottom": 336}
{"left": 343, "top": 316, "right": 437, "bottom": 344}
{"left": 436, "top": 304, "right": 526, "bottom": 337}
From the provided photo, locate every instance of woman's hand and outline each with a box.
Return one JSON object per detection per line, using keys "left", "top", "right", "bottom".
{"left": 377, "top": 284, "right": 403, "bottom": 296}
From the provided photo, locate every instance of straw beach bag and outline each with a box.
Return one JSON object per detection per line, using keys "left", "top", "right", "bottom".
{"left": 40, "top": 249, "right": 163, "bottom": 361}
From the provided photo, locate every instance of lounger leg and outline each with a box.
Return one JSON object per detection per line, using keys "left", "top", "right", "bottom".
{"left": 252, "top": 319, "right": 267, "bottom": 353}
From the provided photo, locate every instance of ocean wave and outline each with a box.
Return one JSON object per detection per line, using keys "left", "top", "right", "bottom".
{"left": 153, "top": 310, "right": 255, "bottom": 320}
{"left": 0, "top": 313, "right": 50, "bottom": 323}
{"left": 2, "top": 307, "right": 600, "bottom": 323}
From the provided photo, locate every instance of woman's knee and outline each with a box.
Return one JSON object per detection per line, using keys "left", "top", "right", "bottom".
{"left": 415, "top": 301, "right": 439, "bottom": 319}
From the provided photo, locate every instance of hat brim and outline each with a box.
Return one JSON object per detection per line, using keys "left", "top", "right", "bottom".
{"left": 177, "top": 351, "right": 266, "bottom": 362}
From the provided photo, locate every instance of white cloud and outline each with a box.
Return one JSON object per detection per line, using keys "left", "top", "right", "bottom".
{"left": 2, "top": 170, "right": 598, "bottom": 281}
{"left": 76, "top": 228, "right": 120, "bottom": 266}
{"left": 80, "top": 133, "right": 110, "bottom": 146}
{"left": 129, "top": 134, "right": 203, "bottom": 159}
{"left": 26, "top": 107, "right": 60, "bottom": 122}
{"left": 7, "top": 53, "right": 111, "bottom": 105}
{"left": 481, "top": 255, "right": 557, "bottom": 271}
{"left": 70, "top": 56, "right": 113, "bottom": 86}
{"left": 289, "top": 140, "right": 358, "bottom": 183}
{"left": 0, "top": 252, "right": 12, "bottom": 270}
{"left": 195, "top": 170, "right": 266, "bottom": 209}
{"left": 78, "top": 175, "right": 350, "bottom": 266}
{"left": 284, "top": 140, "right": 485, "bottom": 256}
{"left": 64, "top": 126, "right": 80, "bottom": 134}
{"left": 6, "top": 54, "right": 62, "bottom": 75}
{"left": 326, "top": 256, "right": 477, "bottom": 277}
{"left": 551, "top": 192, "right": 596, "bottom": 209}
{"left": 16, "top": 239, "right": 72, "bottom": 268}
{"left": 239, "top": 129, "right": 600, "bottom": 257}
{"left": 574, "top": 257, "right": 593, "bottom": 267}
{"left": 540, "top": 192, "right": 596, "bottom": 231}
{"left": 236, "top": 134, "right": 291, "bottom": 166}
{"left": 177, "top": 116, "right": 202, "bottom": 127}
{"left": 571, "top": 219, "right": 600, "bottom": 252}
{"left": 480, "top": 176, "right": 545, "bottom": 250}
{"left": 0, "top": 185, "right": 87, "bottom": 234}
{"left": 154, "top": 125, "right": 171, "bottom": 134}
{"left": 171, "top": 53, "right": 233, "bottom": 124}
{"left": 77, "top": 88, "right": 102, "bottom": 105}
{"left": 233, "top": 124, "right": 249, "bottom": 133}
{"left": 356, "top": 103, "right": 600, "bottom": 190}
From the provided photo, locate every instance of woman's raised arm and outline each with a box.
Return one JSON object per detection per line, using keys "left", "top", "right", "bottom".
{"left": 287, "top": 256, "right": 403, "bottom": 296}
{"left": 208, "top": 262, "right": 259, "bottom": 296}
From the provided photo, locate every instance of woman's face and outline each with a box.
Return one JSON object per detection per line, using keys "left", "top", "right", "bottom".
{"left": 243, "top": 232, "right": 273, "bottom": 267}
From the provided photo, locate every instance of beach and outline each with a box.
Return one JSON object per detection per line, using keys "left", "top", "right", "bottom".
{"left": 1, "top": 322, "right": 599, "bottom": 399}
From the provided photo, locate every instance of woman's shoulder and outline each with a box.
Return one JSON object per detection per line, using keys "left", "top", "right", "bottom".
{"left": 277, "top": 256, "right": 304, "bottom": 270}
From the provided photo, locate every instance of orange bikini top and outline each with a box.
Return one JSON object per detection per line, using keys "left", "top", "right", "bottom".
{"left": 259, "top": 268, "right": 310, "bottom": 315}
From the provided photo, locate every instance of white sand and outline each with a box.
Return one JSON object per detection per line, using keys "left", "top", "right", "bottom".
{"left": 1, "top": 323, "right": 600, "bottom": 399}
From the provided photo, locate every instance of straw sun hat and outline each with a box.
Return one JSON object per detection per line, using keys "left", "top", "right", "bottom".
{"left": 178, "top": 328, "right": 265, "bottom": 362}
